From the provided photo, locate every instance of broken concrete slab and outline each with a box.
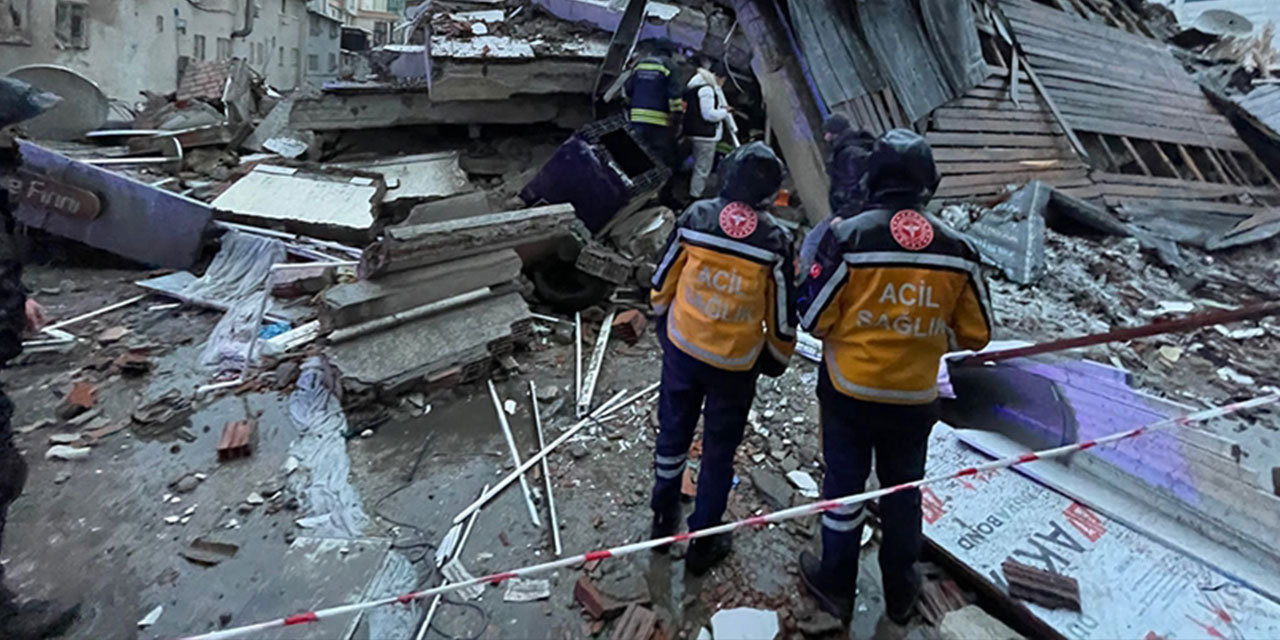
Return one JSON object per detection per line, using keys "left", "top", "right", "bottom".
{"left": 749, "top": 468, "right": 792, "bottom": 510}
{"left": 362, "top": 203, "right": 580, "bottom": 277}
{"left": 335, "top": 152, "right": 472, "bottom": 213}
{"left": 327, "top": 291, "right": 530, "bottom": 393}
{"left": 401, "top": 190, "right": 493, "bottom": 226}
{"left": 4, "top": 141, "right": 212, "bottom": 268}
{"left": 289, "top": 89, "right": 592, "bottom": 131}
{"left": 710, "top": 607, "right": 779, "bottom": 640}
{"left": 211, "top": 164, "right": 388, "bottom": 242}
{"left": 321, "top": 250, "right": 521, "bottom": 330}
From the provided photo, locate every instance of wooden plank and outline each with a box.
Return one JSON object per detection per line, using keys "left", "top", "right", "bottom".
{"left": 1089, "top": 171, "right": 1278, "bottom": 194}
{"left": 1095, "top": 133, "right": 1121, "bottom": 172}
{"left": 1054, "top": 100, "right": 1237, "bottom": 137}
{"left": 1119, "top": 136, "right": 1152, "bottom": 176}
{"left": 934, "top": 107, "right": 1056, "bottom": 122}
{"left": 1151, "top": 141, "right": 1185, "bottom": 180}
{"left": 1010, "top": 24, "right": 1174, "bottom": 72}
{"left": 939, "top": 167, "right": 1089, "bottom": 188}
{"left": 946, "top": 97, "right": 1055, "bottom": 111}
{"left": 870, "top": 92, "right": 895, "bottom": 134}
{"left": 1022, "top": 48, "right": 1206, "bottom": 99}
{"left": 1004, "top": 17, "right": 1166, "bottom": 62}
{"left": 1177, "top": 145, "right": 1207, "bottom": 182}
{"left": 931, "top": 146, "right": 1079, "bottom": 162}
{"left": 1044, "top": 81, "right": 1228, "bottom": 121}
{"left": 882, "top": 88, "right": 909, "bottom": 129}
{"left": 1200, "top": 146, "right": 1235, "bottom": 184}
{"left": 935, "top": 175, "right": 1092, "bottom": 199}
{"left": 926, "top": 132, "right": 1066, "bottom": 148}
{"left": 1103, "top": 197, "right": 1268, "bottom": 216}
{"left": 1001, "top": 0, "right": 1174, "bottom": 46}
{"left": 1058, "top": 183, "right": 1103, "bottom": 199}
{"left": 938, "top": 158, "right": 1083, "bottom": 174}
{"left": 1019, "top": 51, "right": 1092, "bottom": 161}
{"left": 1059, "top": 114, "right": 1247, "bottom": 152}
{"left": 933, "top": 117, "right": 1063, "bottom": 134}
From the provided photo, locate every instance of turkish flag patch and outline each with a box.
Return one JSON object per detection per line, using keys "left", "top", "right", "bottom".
{"left": 719, "top": 202, "right": 758, "bottom": 239}
{"left": 809, "top": 262, "right": 822, "bottom": 278}
{"left": 890, "top": 209, "right": 934, "bottom": 251}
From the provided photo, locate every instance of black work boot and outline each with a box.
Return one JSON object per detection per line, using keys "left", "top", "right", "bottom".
{"left": 685, "top": 533, "right": 732, "bottom": 576}
{"left": 0, "top": 599, "right": 81, "bottom": 639}
{"left": 886, "top": 583, "right": 920, "bottom": 625}
{"left": 650, "top": 512, "right": 679, "bottom": 554}
{"left": 798, "top": 551, "right": 853, "bottom": 623}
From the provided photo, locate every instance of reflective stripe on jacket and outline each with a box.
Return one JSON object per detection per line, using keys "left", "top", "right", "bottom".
{"left": 651, "top": 197, "right": 796, "bottom": 373}
{"left": 798, "top": 208, "right": 991, "bottom": 404}
{"left": 626, "top": 56, "right": 681, "bottom": 127}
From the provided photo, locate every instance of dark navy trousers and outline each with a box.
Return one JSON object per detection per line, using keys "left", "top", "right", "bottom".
{"left": 650, "top": 322, "right": 758, "bottom": 532}
{"left": 817, "top": 368, "right": 937, "bottom": 613}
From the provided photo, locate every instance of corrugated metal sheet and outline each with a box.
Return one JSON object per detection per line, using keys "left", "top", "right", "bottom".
{"left": 787, "top": 0, "right": 985, "bottom": 124}
{"left": 1235, "top": 84, "right": 1280, "bottom": 138}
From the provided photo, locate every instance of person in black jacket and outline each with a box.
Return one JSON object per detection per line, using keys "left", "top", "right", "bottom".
{"left": 624, "top": 39, "right": 684, "bottom": 168}
{"left": 798, "top": 115, "right": 876, "bottom": 274}
{"left": 1, "top": 80, "right": 80, "bottom": 639}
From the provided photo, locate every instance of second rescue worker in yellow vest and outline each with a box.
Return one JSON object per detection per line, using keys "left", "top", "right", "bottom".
{"left": 648, "top": 143, "right": 797, "bottom": 575}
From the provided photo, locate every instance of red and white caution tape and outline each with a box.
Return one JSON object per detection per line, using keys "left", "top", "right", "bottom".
{"left": 179, "top": 393, "right": 1279, "bottom": 640}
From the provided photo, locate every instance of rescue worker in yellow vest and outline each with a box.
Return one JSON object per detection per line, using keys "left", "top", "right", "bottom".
{"left": 649, "top": 143, "right": 797, "bottom": 575}
{"left": 624, "top": 39, "right": 684, "bottom": 168}
{"left": 795, "top": 130, "right": 991, "bottom": 624}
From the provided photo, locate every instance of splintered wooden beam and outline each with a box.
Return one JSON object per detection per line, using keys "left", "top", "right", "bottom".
{"left": 1177, "top": 145, "right": 1207, "bottom": 182}
{"left": 1119, "top": 136, "right": 1152, "bottom": 176}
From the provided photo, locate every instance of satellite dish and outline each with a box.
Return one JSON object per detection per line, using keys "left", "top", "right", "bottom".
{"left": 5, "top": 64, "right": 109, "bottom": 140}
{"left": 1192, "top": 10, "right": 1253, "bottom": 38}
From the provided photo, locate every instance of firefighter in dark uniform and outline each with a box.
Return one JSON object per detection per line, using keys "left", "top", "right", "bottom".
{"left": 795, "top": 130, "right": 992, "bottom": 624}
{"left": 624, "top": 39, "right": 684, "bottom": 168}
{"left": 1, "top": 78, "right": 80, "bottom": 639}
{"left": 648, "top": 143, "right": 797, "bottom": 574}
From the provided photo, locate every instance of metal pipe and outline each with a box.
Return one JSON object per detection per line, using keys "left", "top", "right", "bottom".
{"left": 529, "top": 381, "right": 562, "bottom": 556}
{"left": 956, "top": 301, "right": 1280, "bottom": 366}
{"left": 487, "top": 381, "right": 542, "bottom": 527}
{"left": 231, "top": 0, "right": 254, "bottom": 38}
{"left": 414, "top": 483, "right": 489, "bottom": 640}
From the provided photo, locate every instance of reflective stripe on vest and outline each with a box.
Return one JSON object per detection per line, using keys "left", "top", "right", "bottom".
{"left": 630, "top": 108, "right": 671, "bottom": 126}
{"left": 635, "top": 62, "right": 671, "bottom": 75}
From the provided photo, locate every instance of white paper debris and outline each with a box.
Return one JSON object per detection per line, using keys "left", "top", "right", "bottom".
{"left": 246, "top": 492, "right": 265, "bottom": 505}
{"left": 45, "top": 445, "right": 90, "bottom": 461}
{"left": 442, "top": 559, "right": 484, "bottom": 600}
{"left": 786, "top": 470, "right": 820, "bottom": 498}
{"left": 710, "top": 607, "right": 779, "bottom": 640}
{"left": 504, "top": 399, "right": 517, "bottom": 415}
{"left": 138, "top": 604, "right": 163, "bottom": 628}
{"left": 503, "top": 578, "right": 551, "bottom": 602}
{"left": 1217, "top": 367, "right": 1256, "bottom": 386}
{"left": 48, "top": 433, "right": 82, "bottom": 444}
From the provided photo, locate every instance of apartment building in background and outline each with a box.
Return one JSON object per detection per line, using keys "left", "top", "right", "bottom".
{"left": 0, "top": 0, "right": 341, "bottom": 100}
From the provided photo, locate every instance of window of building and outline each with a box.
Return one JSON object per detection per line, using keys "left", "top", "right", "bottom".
{"left": 54, "top": 1, "right": 88, "bottom": 49}
{"left": 216, "top": 37, "right": 231, "bottom": 60}
{"left": 330, "top": 22, "right": 339, "bottom": 39}
{"left": 307, "top": 53, "right": 319, "bottom": 71}
{"left": 373, "top": 21, "right": 389, "bottom": 46}
{"left": 309, "top": 14, "right": 321, "bottom": 36}
{"left": 292, "top": 47, "right": 300, "bottom": 68}
{"left": 279, "top": 46, "right": 285, "bottom": 66}
{"left": 328, "top": 52, "right": 336, "bottom": 72}
{"left": 281, "top": 0, "right": 287, "bottom": 13}
{"left": 194, "top": 34, "right": 207, "bottom": 61}
{"left": 257, "top": 42, "right": 265, "bottom": 65}
{"left": 155, "top": 15, "right": 164, "bottom": 33}
{"left": 1, "top": 0, "right": 32, "bottom": 46}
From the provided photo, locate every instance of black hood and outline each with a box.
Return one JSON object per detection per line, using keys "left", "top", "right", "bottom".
{"left": 718, "top": 142, "right": 784, "bottom": 208}
{"left": 864, "top": 129, "right": 940, "bottom": 207}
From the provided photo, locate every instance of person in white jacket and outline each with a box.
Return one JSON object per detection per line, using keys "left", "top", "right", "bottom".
{"left": 682, "top": 61, "right": 733, "bottom": 199}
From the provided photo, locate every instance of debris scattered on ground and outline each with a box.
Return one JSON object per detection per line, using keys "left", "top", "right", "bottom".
{"left": 56, "top": 381, "right": 97, "bottom": 420}
{"left": 137, "top": 605, "right": 163, "bottom": 629}
{"left": 710, "top": 607, "right": 780, "bottom": 640}
{"left": 1001, "top": 558, "right": 1082, "bottom": 612}
{"left": 216, "top": 419, "right": 256, "bottom": 461}
{"left": 45, "top": 445, "right": 91, "bottom": 461}
{"left": 785, "top": 470, "right": 820, "bottom": 499}
{"left": 503, "top": 578, "right": 552, "bottom": 602}
{"left": 180, "top": 538, "right": 240, "bottom": 567}
{"left": 575, "top": 575, "right": 626, "bottom": 620}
